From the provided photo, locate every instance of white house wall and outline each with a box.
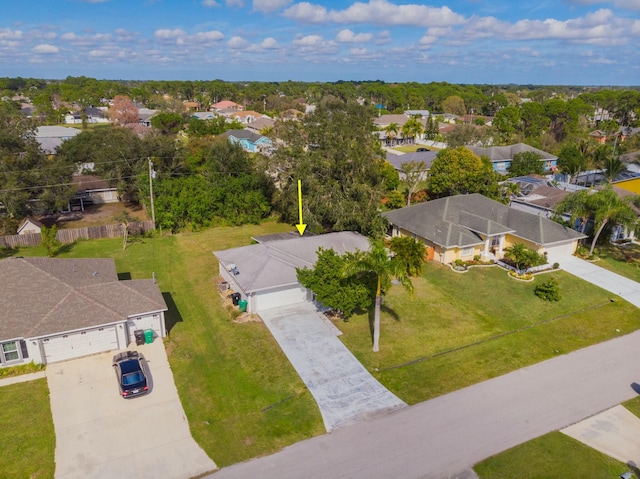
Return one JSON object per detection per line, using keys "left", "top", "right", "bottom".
{"left": 253, "top": 285, "right": 307, "bottom": 312}
{"left": 126, "top": 312, "right": 166, "bottom": 343}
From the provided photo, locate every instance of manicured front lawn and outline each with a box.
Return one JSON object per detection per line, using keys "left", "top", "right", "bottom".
{"left": 0, "top": 379, "right": 55, "bottom": 479}
{"left": 593, "top": 242, "right": 640, "bottom": 283}
{"left": 337, "top": 263, "right": 640, "bottom": 404}
{"left": 13, "top": 221, "right": 324, "bottom": 467}
{"left": 473, "top": 431, "right": 627, "bottom": 479}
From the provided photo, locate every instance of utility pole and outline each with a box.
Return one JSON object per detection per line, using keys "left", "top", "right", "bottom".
{"left": 148, "top": 158, "right": 156, "bottom": 229}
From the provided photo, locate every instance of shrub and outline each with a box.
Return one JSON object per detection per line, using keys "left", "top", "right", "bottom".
{"left": 535, "top": 278, "right": 561, "bottom": 301}
{"left": 473, "top": 255, "right": 481, "bottom": 262}
{"left": 553, "top": 262, "right": 559, "bottom": 269}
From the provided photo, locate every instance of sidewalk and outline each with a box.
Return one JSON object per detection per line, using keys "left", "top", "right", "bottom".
{"left": 0, "top": 371, "right": 46, "bottom": 387}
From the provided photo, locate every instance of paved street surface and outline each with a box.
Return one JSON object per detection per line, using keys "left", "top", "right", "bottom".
{"left": 48, "top": 340, "right": 216, "bottom": 479}
{"left": 562, "top": 405, "right": 640, "bottom": 466}
{"left": 259, "top": 303, "right": 407, "bottom": 432}
{"left": 211, "top": 329, "right": 640, "bottom": 479}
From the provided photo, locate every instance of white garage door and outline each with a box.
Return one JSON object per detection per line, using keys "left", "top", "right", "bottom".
{"left": 545, "top": 242, "right": 577, "bottom": 262}
{"left": 43, "top": 326, "right": 119, "bottom": 364}
{"left": 255, "top": 286, "right": 307, "bottom": 312}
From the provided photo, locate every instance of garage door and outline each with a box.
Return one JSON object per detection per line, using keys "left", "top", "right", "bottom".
{"left": 545, "top": 242, "right": 577, "bottom": 262}
{"left": 43, "top": 326, "right": 119, "bottom": 364}
{"left": 255, "top": 286, "right": 307, "bottom": 312}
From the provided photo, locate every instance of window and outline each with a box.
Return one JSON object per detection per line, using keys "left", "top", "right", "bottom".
{"left": 491, "top": 236, "right": 501, "bottom": 247}
{"left": 2, "top": 342, "right": 19, "bottom": 362}
{"left": 461, "top": 247, "right": 474, "bottom": 257}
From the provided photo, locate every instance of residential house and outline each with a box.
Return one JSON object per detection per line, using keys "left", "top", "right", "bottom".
{"left": 137, "top": 107, "right": 158, "bottom": 127}
{"left": 222, "top": 129, "right": 273, "bottom": 153}
{"left": 383, "top": 193, "right": 585, "bottom": 265}
{"left": 385, "top": 150, "right": 437, "bottom": 179}
{"left": 192, "top": 111, "right": 219, "bottom": 121}
{"left": 65, "top": 175, "right": 119, "bottom": 211}
{"left": 466, "top": 143, "right": 557, "bottom": 175}
{"left": 214, "top": 231, "right": 369, "bottom": 314}
{"left": 64, "top": 106, "right": 110, "bottom": 125}
{"left": 228, "top": 110, "right": 271, "bottom": 125}
{"left": 246, "top": 117, "right": 275, "bottom": 135}
{"left": 0, "top": 257, "right": 167, "bottom": 367}
{"left": 589, "top": 130, "right": 608, "bottom": 144}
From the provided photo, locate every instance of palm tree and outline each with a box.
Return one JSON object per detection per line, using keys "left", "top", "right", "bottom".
{"left": 384, "top": 123, "right": 399, "bottom": 146}
{"left": 601, "top": 155, "right": 626, "bottom": 183}
{"left": 345, "top": 238, "right": 414, "bottom": 352}
{"left": 557, "top": 186, "right": 637, "bottom": 256}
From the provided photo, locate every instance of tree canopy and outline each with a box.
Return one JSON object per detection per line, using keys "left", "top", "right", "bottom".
{"left": 428, "top": 147, "right": 500, "bottom": 199}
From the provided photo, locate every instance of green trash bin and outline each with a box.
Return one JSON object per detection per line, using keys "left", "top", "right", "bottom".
{"left": 144, "top": 329, "right": 154, "bottom": 344}
{"left": 238, "top": 299, "right": 248, "bottom": 313}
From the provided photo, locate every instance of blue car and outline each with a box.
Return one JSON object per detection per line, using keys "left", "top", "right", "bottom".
{"left": 112, "top": 351, "right": 149, "bottom": 398}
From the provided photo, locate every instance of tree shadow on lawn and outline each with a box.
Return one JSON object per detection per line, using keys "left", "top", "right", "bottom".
{"left": 163, "top": 292, "right": 184, "bottom": 335}
{"left": 366, "top": 303, "right": 401, "bottom": 343}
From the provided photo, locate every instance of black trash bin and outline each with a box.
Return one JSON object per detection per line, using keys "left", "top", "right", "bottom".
{"left": 230, "top": 293, "right": 241, "bottom": 306}
{"left": 134, "top": 329, "right": 145, "bottom": 346}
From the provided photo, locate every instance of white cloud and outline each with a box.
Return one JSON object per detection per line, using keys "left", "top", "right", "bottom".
{"left": 284, "top": 0, "right": 466, "bottom": 27}
{"left": 226, "top": 0, "right": 244, "bottom": 6}
{"left": 154, "top": 29, "right": 187, "bottom": 40}
{"left": 252, "top": 0, "right": 293, "bottom": 13}
{"left": 0, "top": 28, "right": 23, "bottom": 40}
{"left": 336, "top": 29, "right": 373, "bottom": 43}
{"left": 260, "top": 37, "right": 279, "bottom": 48}
{"left": 376, "top": 30, "right": 391, "bottom": 44}
{"left": 228, "top": 36, "right": 250, "bottom": 49}
{"left": 32, "top": 44, "right": 59, "bottom": 54}
{"left": 192, "top": 31, "right": 225, "bottom": 43}
{"left": 565, "top": 0, "right": 640, "bottom": 10}
{"left": 202, "top": 0, "right": 218, "bottom": 6}
{"left": 291, "top": 34, "right": 338, "bottom": 55}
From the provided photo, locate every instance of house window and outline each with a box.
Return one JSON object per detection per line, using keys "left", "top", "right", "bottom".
{"left": 491, "top": 237, "right": 501, "bottom": 247}
{"left": 2, "top": 341, "right": 20, "bottom": 362}
{"left": 461, "top": 247, "right": 474, "bottom": 257}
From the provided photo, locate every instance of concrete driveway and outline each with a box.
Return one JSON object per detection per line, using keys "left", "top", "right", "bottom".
{"left": 47, "top": 340, "right": 216, "bottom": 479}
{"left": 259, "top": 303, "right": 406, "bottom": 432}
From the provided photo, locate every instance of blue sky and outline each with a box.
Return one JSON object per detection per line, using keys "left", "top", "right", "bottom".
{"left": 1, "top": 0, "right": 639, "bottom": 85}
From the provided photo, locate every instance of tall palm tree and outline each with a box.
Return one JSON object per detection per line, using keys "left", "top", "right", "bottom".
{"left": 384, "top": 123, "right": 399, "bottom": 146}
{"left": 601, "top": 155, "right": 626, "bottom": 183}
{"left": 345, "top": 238, "right": 414, "bottom": 352}
{"left": 557, "top": 186, "right": 637, "bottom": 255}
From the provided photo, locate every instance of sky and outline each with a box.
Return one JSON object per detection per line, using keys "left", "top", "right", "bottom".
{"left": 1, "top": 0, "right": 640, "bottom": 85}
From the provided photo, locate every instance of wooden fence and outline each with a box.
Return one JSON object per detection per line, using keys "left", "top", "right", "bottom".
{"left": 0, "top": 220, "right": 155, "bottom": 248}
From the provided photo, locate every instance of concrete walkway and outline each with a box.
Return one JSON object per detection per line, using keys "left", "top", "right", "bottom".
{"left": 0, "top": 370, "right": 45, "bottom": 387}
{"left": 259, "top": 303, "right": 407, "bottom": 432}
{"left": 552, "top": 253, "right": 640, "bottom": 308}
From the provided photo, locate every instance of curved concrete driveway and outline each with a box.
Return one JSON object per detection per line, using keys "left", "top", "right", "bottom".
{"left": 47, "top": 341, "right": 216, "bottom": 479}
{"left": 259, "top": 303, "right": 406, "bottom": 432}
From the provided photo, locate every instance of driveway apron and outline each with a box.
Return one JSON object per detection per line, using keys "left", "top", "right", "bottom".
{"left": 553, "top": 253, "right": 640, "bottom": 308}
{"left": 47, "top": 340, "right": 217, "bottom": 479}
{"left": 259, "top": 303, "right": 406, "bottom": 432}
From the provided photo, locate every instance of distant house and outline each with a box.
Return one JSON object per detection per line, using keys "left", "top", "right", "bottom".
{"left": 246, "top": 117, "right": 275, "bottom": 134}
{"left": 212, "top": 100, "right": 242, "bottom": 111}
{"left": 65, "top": 175, "right": 118, "bottom": 211}
{"left": 385, "top": 150, "right": 437, "bottom": 179}
{"left": 17, "top": 217, "right": 43, "bottom": 235}
{"left": 0, "top": 257, "right": 167, "bottom": 367}
{"left": 64, "top": 106, "right": 110, "bottom": 125}
{"left": 222, "top": 129, "right": 273, "bottom": 153}
{"left": 192, "top": 111, "right": 218, "bottom": 121}
{"left": 228, "top": 110, "right": 271, "bottom": 125}
{"left": 384, "top": 193, "right": 585, "bottom": 265}
{"left": 137, "top": 108, "right": 157, "bottom": 127}
{"left": 589, "top": 130, "right": 609, "bottom": 144}
{"left": 34, "top": 126, "right": 82, "bottom": 155}
{"left": 466, "top": 143, "right": 557, "bottom": 175}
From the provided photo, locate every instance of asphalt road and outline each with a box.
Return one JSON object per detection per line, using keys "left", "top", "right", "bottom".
{"left": 211, "top": 329, "right": 640, "bottom": 479}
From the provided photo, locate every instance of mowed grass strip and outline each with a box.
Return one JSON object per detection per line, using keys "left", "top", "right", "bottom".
{"left": 473, "top": 431, "right": 627, "bottom": 479}
{"left": 14, "top": 222, "right": 325, "bottom": 467}
{"left": 337, "top": 262, "right": 640, "bottom": 404}
{"left": 0, "top": 379, "right": 55, "bottom": 479}
{"left": 593, "top": 243, "right": 640, "bottom": 283}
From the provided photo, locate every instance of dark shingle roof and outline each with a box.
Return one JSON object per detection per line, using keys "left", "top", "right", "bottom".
{"left": 0, "top": 258, "right": 167, "bottom": 340}
{"left": 383, "top": 194, "right": 585, "bottom": 249}
{"left": 466, "top": 143, "right": 555, "bottom": 162}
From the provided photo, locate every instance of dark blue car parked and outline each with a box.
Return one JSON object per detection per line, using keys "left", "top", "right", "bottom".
{"left": 113, "top": 351, "right": 149, "bottom": 399}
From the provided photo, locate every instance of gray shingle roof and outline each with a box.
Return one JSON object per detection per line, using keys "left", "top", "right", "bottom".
{"left": 466, "top": 143, "right": 555, "bottom": 162}
{"left": 383, "top": 194, "right": 585, "bottom": 249}
{"left": 0, "top": 257, "right": 167, "bottom": 340}
{"left": 213, "top": 231, "right": 370, "bottom": 294}
{"left": 385, "top": 150, "right": 438, "bottom": 171}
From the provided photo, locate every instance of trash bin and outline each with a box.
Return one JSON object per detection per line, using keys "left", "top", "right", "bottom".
{"left": 230, "top": 292, "right": 241, "bottom": 306}
{"left": 134, "top": 329, "right": 145, "bottom": 346}
{"left": 144, "top": 329, "right": 154, "bottom": 344}
{"left": 238, "top": 299, "right": 248, "bottom": 313}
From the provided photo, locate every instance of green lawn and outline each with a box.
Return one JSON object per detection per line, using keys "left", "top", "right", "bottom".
{"left": 592, "top": 242, "right": 640, "bottom": 283}
{"left": 337, "top": 263, "right": 640, "bottom": 404}
{"left": 0, "top": 379, "right": 55, "bottom": 479}
{"left": 473, "top": 431, "right": 628, "bottom": 479}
